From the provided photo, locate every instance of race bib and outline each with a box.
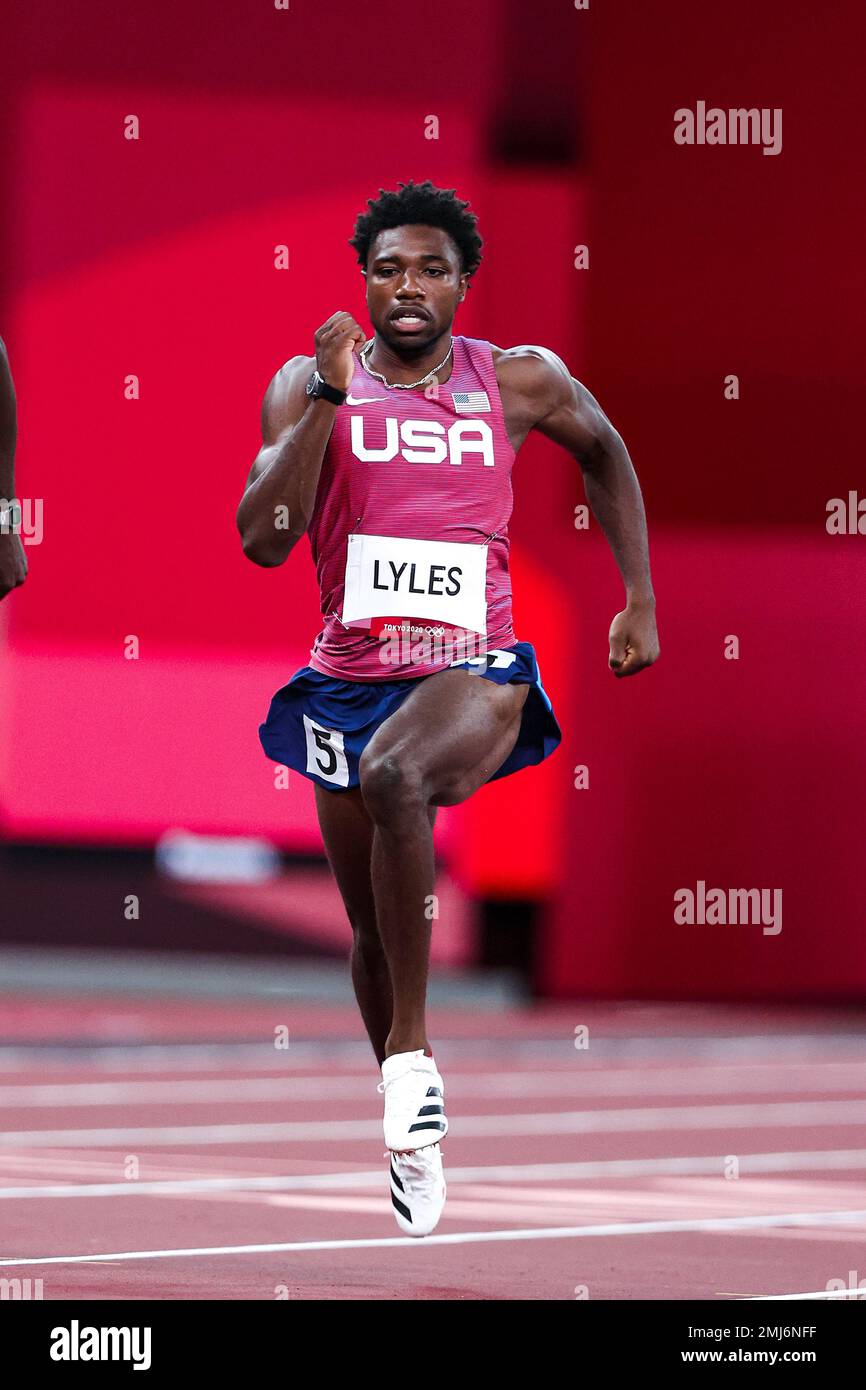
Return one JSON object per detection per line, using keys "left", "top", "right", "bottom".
{"left": 342, "top": 533, "right": 488, "bottom": 635}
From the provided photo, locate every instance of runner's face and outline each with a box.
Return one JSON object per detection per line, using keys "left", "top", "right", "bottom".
{"left": 364, "top": 226, "right": 467, "bottom": 350}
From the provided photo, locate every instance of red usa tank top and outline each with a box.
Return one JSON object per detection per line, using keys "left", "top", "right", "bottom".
{"left": 305, "top": 334, "right": 518, "bottom": 682}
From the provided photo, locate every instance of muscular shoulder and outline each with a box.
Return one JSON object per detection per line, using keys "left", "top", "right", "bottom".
{"left": 261, "top": 353, "right": 315, "bottom": 441}
{"left": 490, "top": 343, "right": 616, "bottom": 457}
{"left": 490, "top": 343, "right": 576, "bottom": 424}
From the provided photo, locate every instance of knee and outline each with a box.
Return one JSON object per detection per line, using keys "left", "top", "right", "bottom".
{"left": 359, "top": 749, "right": 425, "bottom": 824}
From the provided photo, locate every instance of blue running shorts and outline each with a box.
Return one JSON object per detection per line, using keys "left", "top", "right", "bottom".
{"left": 258, "top": 640, "right": 562, "bottom": 792}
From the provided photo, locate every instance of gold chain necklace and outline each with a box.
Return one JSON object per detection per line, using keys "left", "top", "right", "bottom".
{"left": 359, "top": 337, "right": 453, "bottom": 391}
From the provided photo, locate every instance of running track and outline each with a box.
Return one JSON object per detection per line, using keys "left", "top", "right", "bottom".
{"left": 0, "top": 998, "right": 864, "bottom": 1300}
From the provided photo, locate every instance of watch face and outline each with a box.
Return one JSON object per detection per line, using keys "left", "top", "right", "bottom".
{"left": 306, "top": 372, "right": 319, "bottom": 397}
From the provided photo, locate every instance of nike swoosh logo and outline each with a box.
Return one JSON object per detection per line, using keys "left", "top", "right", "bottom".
{"left": 346, "top": 393, "right": 387, "bottom": 405}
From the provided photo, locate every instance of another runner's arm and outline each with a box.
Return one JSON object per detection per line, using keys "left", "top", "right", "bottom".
{"left": 0, "top": 335, "right": 28, "bottom": 600}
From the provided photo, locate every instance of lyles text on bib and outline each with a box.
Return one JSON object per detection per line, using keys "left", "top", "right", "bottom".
{"left": 341, "top": 533, "right": 489, "bottom": 636}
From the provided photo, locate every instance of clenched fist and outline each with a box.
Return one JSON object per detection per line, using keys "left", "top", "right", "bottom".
{"left": 314, "top": 312, "right": 367, "bottom": 393}
{"left": 608, "top": 600, "right": 660, "bottom": 677}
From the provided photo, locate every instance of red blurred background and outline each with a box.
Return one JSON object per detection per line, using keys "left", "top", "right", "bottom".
{"left": 1, "top": 1, "right": 864, "bottom": 998}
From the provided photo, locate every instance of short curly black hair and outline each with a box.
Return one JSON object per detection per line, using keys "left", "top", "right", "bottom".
{"left": 349, "top": 180, "right": 483, "bottom": 278}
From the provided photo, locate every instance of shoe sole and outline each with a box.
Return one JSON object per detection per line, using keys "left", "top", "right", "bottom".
{"left": 390, "top": 1160, "right": 446, "bottom": 1237}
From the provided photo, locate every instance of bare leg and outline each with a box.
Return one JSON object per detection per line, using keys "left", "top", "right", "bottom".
{"left": 359, "top": 671, "right": 529, "bottom": 1058}
{"left": 368, "top": 803, "right": 436, "bottom": 1057}
{"left": 314, "top": 783, "right": 436, "bottom": 1065}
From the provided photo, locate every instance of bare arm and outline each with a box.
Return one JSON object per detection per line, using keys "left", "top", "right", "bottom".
{"left": 236, "top": 355, "right": 332, "bottom": 567}
{"left": 497, "top": 345, "right": 659, "bottom": 676}
{"left": 236, "top": 311, "right": 366, "bottom": 567}
{"left": 0, "top": 335, "right": 28, "bottom": 600}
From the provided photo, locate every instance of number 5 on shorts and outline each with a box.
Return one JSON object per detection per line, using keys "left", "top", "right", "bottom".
{"left": 303, "top": 715, "right": 349, "bottom": 787}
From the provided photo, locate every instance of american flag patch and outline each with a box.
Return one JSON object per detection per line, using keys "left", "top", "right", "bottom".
{"left": 451, "top": 390, "right": 491, "bottom": 414}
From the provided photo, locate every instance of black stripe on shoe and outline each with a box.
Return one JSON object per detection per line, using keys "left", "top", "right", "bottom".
{"left": 389, "top": 1162, "right": 405, "bottom": 1193}
{"left": 417, "top": 1104, "right": 445, "bottom": 1116}
{"left": 391, "top": 1189, "right": 412, "bottom": 1222}
{"left": 409, "top": 1120, "right": 446, "bottom": 1133}
{"left": 426, "top": 1087, "right": 442, "bottom": 1098}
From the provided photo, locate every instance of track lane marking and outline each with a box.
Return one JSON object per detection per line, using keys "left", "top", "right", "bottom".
{"left": 0, "top": 1098, "right": 864, "bottom": 1146}
{"left": 0, "top": 1148, "right": 865, "bottom": 1199}
{"left": 1, "top": 1207, "right": 865, "bottom": 1266}
{"left": 1, "top": 1061, "right": 864, "bottom": 1107}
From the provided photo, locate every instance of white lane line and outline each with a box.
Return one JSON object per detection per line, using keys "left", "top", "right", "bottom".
{"left": 2, "top": 1062, "right": 865, "bottom": 1108}
{"left": 1, "top": 1207, "right": 865, "bottom": 1267}
{"left": 0, "top": 1148, "right": 864, "bottom": 1200}
{"left": 1, "top": 1036, "right": 864, "bottom": 1072}
{"left": 214, "top": 1187, "right": 866, "bottom": 1229}
{"left": 1, "top": 1098, "right": 864, "bottom": 1147}
{"left": 743, "top": 1289, "right": 866, "bottom": 1300}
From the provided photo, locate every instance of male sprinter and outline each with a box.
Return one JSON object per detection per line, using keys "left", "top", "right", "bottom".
{"left": 0, "top": 336, "right": 28, "bottom": 601}
{"left": 237, "top": 182, "right": 659, "bottom": 1236}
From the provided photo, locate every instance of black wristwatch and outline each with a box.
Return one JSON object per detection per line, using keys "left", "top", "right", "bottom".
{"left": 306, "top": 370, "right": 347, "bottom": 406}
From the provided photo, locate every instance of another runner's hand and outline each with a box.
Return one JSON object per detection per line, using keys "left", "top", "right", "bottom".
{"left": 0, "top": 531, "right": 28, "bottom": 601}
{"left": 608, "top": 600, "right": 660, "bottom": 678}
{"left": 314, "top": 312, "right": 367, "bottom": 393}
